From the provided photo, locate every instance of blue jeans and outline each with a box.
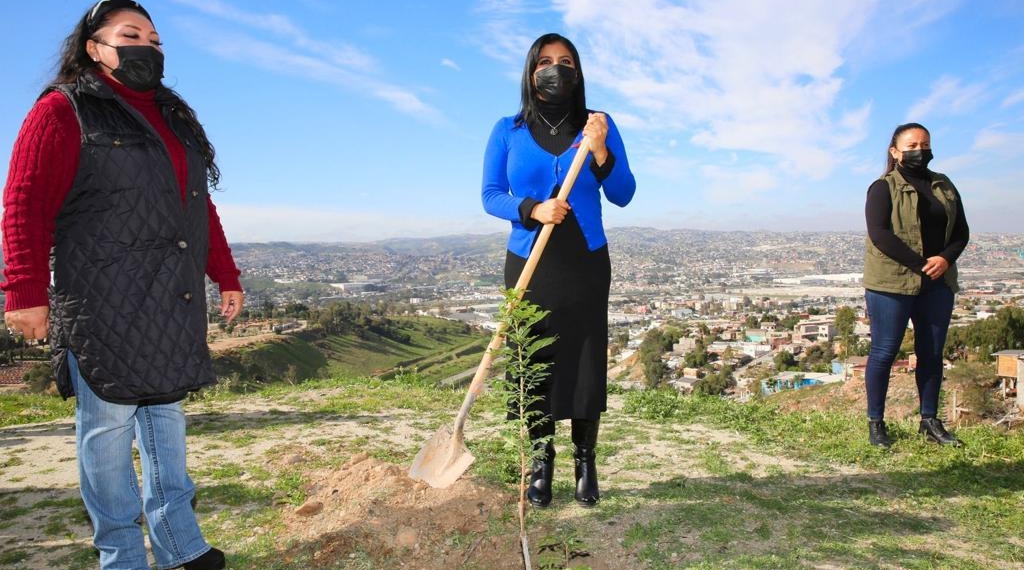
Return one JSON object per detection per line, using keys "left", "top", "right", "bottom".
{"left": 864, "top": 283, "right": 954, "bottom": 420}
{"left": 70, "top": 352, "right": 212, "bottom": 570}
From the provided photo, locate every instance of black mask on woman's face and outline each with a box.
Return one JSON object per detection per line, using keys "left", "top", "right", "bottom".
{"left": 97, "top": 42, "right": 164, "bottom": 91}
{"left": 534, "top": 64, "right": 578, "bottom": 104}
{"left": 899, "top": 149, "right": 933, "bottom": 171}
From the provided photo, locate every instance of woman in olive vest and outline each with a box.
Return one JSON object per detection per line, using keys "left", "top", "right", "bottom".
{"left": 862, "top": 123, "right": 969, "bottom": 448}
{"left": 1, "top": 2, "right": 241, "bottom": 568}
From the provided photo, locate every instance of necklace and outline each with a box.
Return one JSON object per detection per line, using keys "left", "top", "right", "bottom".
{"left": 539, "top": 113, "right": 570, "bottom": 136}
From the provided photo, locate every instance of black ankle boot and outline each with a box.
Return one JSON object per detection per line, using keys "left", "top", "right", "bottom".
{"left": 182, "top": 547, "right": 225, "bottom": 570}
{"left": 572, "top": 418, "right": 600, "bottom": 507}
{"left": 868, "top": 419, "right": 892, "bottom": 448}
{"left": 526, "top": 441, "right": 555, "bottom": 508}
{"left": 919, "top": 417, "right": 961, "bottom": 447}
{"left": 526, "top": 417, "right": 556, "bottom": 508}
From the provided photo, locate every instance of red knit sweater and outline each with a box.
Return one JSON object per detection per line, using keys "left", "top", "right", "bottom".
{"left": 1, "top": 73, "right": 242, "bottom": 312}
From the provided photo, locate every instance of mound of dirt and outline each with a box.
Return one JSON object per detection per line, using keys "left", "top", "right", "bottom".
{"left": 278, "top": 453, "right": 523, "bottom": 569}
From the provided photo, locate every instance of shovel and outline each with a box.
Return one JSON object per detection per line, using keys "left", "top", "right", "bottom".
{"left": 410, "top": 137, "right": 593, "bottom": 488}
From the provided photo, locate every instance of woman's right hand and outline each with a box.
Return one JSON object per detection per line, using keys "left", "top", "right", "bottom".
{"left": 4, "top": 306, "right": 49, "bottom": 340}
{"left": 530, "top": 198, "right": 571, "bottom": 225}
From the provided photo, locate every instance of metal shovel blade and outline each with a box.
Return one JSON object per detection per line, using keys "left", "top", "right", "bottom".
{"left": 408, "top": 423, "right": 476, "bottom": 489}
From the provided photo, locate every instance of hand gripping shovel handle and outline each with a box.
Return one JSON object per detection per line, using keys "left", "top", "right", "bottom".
{"left": 450, "top": 137, "right": 593, "bottom": 439}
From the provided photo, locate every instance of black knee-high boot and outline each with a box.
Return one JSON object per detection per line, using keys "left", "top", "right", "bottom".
{"left": 571, "top": 417, "right": 600, "bottom": 507}
{"left": 526, "top": 417, "right": 556, "bottom": 508}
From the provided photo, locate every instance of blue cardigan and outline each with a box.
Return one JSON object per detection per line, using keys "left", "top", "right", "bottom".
{"left": 481, "top": 113, "right": 636, "bottom": 258}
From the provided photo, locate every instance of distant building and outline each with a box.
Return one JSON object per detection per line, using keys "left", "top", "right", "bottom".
{"left": 329, "top": 281, "right": 381, "bottom": 294}
{"left": 761, "top": 371, "right": 843, "bottom": 395}
{"left": 796, "top": 318, "right": 835, "bottom": 342}
{"left": 993, "top": 350, "right": 1024, "bottom": 398}
{"left": 831, "top": 356, "right": 868, "bottom": 378}
{"left": 669, "top": 376, "right": 701, "bottom": 394}
{"left": 672, "top": 337, "right": 698, "bottom": 354}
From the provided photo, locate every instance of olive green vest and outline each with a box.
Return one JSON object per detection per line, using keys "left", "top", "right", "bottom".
{"left": 863, "top": 169, "right": 960, "bottom": 295}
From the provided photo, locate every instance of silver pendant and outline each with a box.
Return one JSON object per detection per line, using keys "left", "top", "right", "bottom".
{"left": 549, "top": 128, "right": 558, "bottom": 135}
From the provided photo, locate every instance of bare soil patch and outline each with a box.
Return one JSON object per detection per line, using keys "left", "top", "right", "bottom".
{"left": 278, "top": 452, "right": 521, "bottom": 569}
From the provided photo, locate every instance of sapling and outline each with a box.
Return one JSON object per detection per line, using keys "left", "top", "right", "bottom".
{"left": 494, "top": 288, "right": 555, "bottom": 570}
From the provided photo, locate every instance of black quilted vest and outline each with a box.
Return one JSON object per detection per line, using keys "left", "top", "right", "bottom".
{"left": 49, "top": 72, "right": 215, "bottom": 404}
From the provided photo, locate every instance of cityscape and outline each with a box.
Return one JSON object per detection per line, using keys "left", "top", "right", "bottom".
{"left": 220, "top": 227, "right": 1024, "bottom": 396}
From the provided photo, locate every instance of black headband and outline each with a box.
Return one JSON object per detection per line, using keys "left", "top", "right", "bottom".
{"left": 86, "top": 0, "right": 152, "bottom": 33}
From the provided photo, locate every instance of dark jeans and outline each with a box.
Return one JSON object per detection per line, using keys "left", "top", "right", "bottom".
{"left": 864, "top": 282, "right": 954, "bottom": 420}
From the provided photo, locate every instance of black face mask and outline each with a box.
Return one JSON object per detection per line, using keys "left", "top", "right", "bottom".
{"left": 97, "top": 42, "right": 164, "bottom": 91}
{"left": 899, "top": 149, "right": 933, "bottom": 171}
{"left": 534, "top": 64, "right": 578, "bottom": 104}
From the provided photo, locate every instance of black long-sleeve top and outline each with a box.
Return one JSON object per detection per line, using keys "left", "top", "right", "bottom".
{"left": 865, "top": 165, "right": 969, "bottom": 275}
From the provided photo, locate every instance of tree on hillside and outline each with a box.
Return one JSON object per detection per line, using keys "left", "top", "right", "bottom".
{"left": 697, "top": 322, "right": 711, "bottom": 339}
{"left": 945, "top": 306, "right": 1024, "bottom": 361}
{"left": 801, "top": 342, "right": 835, "bottom": 373}
{"left": 721, "top": 346, "right": 736, "bottom": 363}
{"left": 778, "top": 314, "right": 801, "bottom": 331}
{"left": 639, "top": 328, "right": 678, "bottom": 387}
{"left": 835, "top": 306, "right": 857, "bottom": 379}
{"left": 744, "top": 315, "right": 760, "bottom": 329}
{"left": 684, "top": 340, "right": 710, "bottom": 369}
{"left": 694, "top": 365, "right": 733, "bottom": 396}
{"left": 774, "top": 350, "right": 797, "bottom": 371}
{"left": 642, "top": 356, "right": 668, "bottom": 388}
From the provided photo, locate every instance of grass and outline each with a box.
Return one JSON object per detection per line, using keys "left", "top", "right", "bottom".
{"left": 3, "top": 375, "right": 1023, "bottom": 569}
{"left": 0, "top": 392, "right": 74, "bottom": 427}
{"left": 212, "top": 335, "right": 329, "bottom": 382}
{"left": 310, "top": 317, "right": 486, "bottom": 379}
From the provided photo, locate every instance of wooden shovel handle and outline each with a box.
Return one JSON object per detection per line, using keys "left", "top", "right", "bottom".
{"left": 451, "top": 137, "right": 593, "bottom": 437}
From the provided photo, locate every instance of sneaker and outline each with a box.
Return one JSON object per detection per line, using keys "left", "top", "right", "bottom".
{"left": 919, "top": 418, "right": 961, "bottom": 447}
{"left": 868, "top": 419, "right": 892, "bottom": 448}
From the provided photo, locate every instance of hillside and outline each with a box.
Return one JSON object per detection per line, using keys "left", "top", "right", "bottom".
{"left": 2, "top": 377, "right": 1022, "bottom": 570}
{"left": 210, "top": 316, "right": 488, "bottom": 387}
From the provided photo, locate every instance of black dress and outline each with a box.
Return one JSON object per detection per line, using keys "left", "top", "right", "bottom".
{"left": 504, "top": 101, "right": 612, "bottom": 421}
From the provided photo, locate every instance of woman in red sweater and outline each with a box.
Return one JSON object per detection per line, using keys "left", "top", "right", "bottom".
{"left": 1, "top": 2, "right": 240, "bottom": 568}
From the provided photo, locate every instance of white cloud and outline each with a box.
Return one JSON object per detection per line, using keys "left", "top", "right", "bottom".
{"left": 905, "top": 76, "right": 986, "bottom": 120}
{"left": 441, "top": 58, "right": 461, "bottom": 71}
{"left": 698, "top": 164, "right": 779, "bottom": 204}
{"left": 498, "top": 0, "right": 879, "bottom": 179}
{"left": 168, "top": 0, "right": 375, "bottom": 70}
{"left": 941, "top": 127, "right": 1024, "bottom": 174}
{"left": 972, "top": 129, "right": 1024, "bottom": 153}
{"left": 168, "top": 0, "right": 442, "bottom": 122}
{"left": 1000, "top": 89, "right": 1024, "bottom": 109}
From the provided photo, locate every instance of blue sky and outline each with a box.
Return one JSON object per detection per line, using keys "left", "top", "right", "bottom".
{"left": 2, "top": 0, "right": 1023, "bottom": 242}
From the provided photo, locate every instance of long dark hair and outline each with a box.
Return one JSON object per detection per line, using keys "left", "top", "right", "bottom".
{"left": 515, "top": 33, "right": 587, "bottom": 131}
{"left": 883, "top": 122, "right": 930, "bottom": 175}
{"left": 50, "top": 3, "right": 222, "bottom": 188}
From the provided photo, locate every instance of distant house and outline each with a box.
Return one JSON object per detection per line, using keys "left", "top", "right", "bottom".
{"left": 669, "top": 376, "right": 701, "bottom": 394}
{"left": 672, "top": 337, "right": 698, "bottom": 354}
{"left": 831, "top": 355, "right": 868, "bottom": 378}
{"left": 993, "top": 350, "right": 1024, "bottom": 377}
{"left": 761, "top": 371, "right": 844, "bottom": 395}
{"left": 796, "top": 318, "right": 835, "bottom": 342}
{"left": 992, "top": 350, "right": 1024, "bottom": 398}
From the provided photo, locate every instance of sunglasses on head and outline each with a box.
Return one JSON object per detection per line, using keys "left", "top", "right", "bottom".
{"left": 87, "top": 0, "right": 150, "bottom": 31}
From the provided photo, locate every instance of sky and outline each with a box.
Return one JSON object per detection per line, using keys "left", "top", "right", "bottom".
{"left": 1, "top": 0, "right": 1023, "bottom": 242}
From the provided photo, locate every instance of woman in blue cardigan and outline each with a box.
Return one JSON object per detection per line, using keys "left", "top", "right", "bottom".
{"left": 481, "top": 33, "right": 636, "bottom": 508}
